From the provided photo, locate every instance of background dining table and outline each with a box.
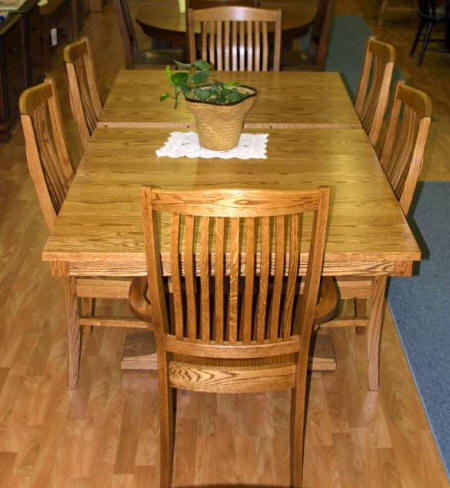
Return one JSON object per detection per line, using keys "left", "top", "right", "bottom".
{"left": 136, "top": 0, "right": 319, "bottom": 45}
{"left": 43, "top": 69, "right": 421, "bottom": 392}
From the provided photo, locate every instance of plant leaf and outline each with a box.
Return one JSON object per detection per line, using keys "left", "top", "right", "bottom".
{"left": 174, "top": 60, "right": 193, "bottom": 69}
{"left": 224, "top": 81, "right": 241, "bottom": 88}
{"left": 160, "top": 92, "right": 170, "bottom": 101}
{"left": 191, "top": 70, "right": 209, "bottom": 85}
{"left": 171, "top": 72, "right": 189, "bottom": 86}
{"left": 165, "top": 65, "right": 172, "bottom": 82}
{"left": 193, "top": 59, "right": 212, "bottom": 70}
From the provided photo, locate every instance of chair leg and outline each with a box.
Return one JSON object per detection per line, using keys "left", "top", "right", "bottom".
{"left": 158, "top": 350, "right": 175, "bottom": 488}
{"left": 355, "top": 298, "right": 367, "bottom": 335}
{"left": 410, "top": 19, "right": 425, "bottom": 56}
{"left": 290, "top": 357, "right": 308, "bottom": 487}
{"left": 378, "top": 0, "right": 389, "bottom": 26}
{"left": 81, "top": 297, "right": 94, "bottom": 335}
{"left": 418, "top": 22, "right": 433, "bottom": 65}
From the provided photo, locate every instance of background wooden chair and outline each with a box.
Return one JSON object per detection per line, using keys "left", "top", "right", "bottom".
{"left": 129, "top": 186, "right": 333, "bottom": 487}
{"left": 187, "top": 6, "right": 282, "bottom": 71}
{"left": 326, "top": 81, "right": 432, "bottom": 390}
{"left": 113, "top": 0, "right": 184, "bottom": 69}
{"left": 410, "top": 0, "right": 450, "bottom": 66}
{"left": 282, "top": 0, "right": 336, "bottom": 71}
{"left": 377, "top": 0, "right": 415, "bottom": 27}
{"left": 354, "top": 36, "right": 396, "bottom": 148}
{"left": 64, "top": 37, "right": 102, "bottom": 151}
{"left": 19, "top": 78, "right": 148, "bottom": 381}
{"left": 380, "top": 81, "right": 432, "bottom": 213}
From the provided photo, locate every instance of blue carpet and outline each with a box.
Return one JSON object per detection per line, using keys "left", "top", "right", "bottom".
{"left": 312, "top": 16, "right": 450, "bottom": 478}
{"left": 308, "top": 14, "right": 403, "bottom": 98}
{"left": 388, "top": 182, "right": 450, "bottom": 478}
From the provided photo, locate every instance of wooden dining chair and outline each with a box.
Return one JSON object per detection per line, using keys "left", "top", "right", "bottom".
{"left": 187, "top": 6, "right": 282, "bottom": 71}
{"left": 410, "top": 0, "right": 450, "bottom": 65}
{"left": 129, "top": 186, "right": 333, "bottom": 487}
{"left": 19, "top": 78, "right": 148, "bottom": 374}
{"left": 354, "top": 36, "right": 396, "bottom": 148}
{"left": 282, "top": 0, "right": 337, "bottom": 71}
{"left": 379, "top": 81, "right": 432, "bottom": 214}
{"left": 113, "top": 0, "right": 184, "bottom": 69}
{"left": 64, "top": 37, "right": 102, "bottom": 151}
{"left": 327, "top": 82, "right": 432, "bottom": 390}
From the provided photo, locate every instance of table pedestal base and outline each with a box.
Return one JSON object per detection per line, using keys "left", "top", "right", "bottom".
{"left": 121, "top": 329, "right": 337, "bottom": 372}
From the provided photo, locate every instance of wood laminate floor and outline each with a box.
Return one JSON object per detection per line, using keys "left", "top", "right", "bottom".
{"left": 0, "top": 0, "right": 449, "bottom": 486}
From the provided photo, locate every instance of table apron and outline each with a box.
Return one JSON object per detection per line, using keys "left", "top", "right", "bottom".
{"left": 48, "top": 258, "right": 414, "bottom": 278}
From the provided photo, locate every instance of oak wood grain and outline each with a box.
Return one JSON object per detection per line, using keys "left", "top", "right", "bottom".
{"left": 42, "top": 127, "right": 421, "bottom": 277}
{"left": 98, "top": 70, "right": 362, "bottom": 129}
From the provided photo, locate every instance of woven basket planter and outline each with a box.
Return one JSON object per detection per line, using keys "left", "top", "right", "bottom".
{"left": 185, "top": 85, "right": 257, "bottom": 151}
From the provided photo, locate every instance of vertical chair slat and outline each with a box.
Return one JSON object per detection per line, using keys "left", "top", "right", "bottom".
{"left": 243, "top": 218, "right": 255, "bottom": 343}
{"left": 199, "top": 216, "right": 210, "bottom": 342}
{"left": 282, "top": 214, "right": 299, "bottom": 339}
{"left": 254, "top": 21, "right": 260, "bottom": 71}
{"left": 262, "top": 22, "right": 268, "bottom": 71}
{"left": 216, "top": 21, "right": 223, "bottom": 70}
{"left": 214, "top": 217, "right": 225, "bottom": 342}
{"left": 184, "top": 215, "right": 197, "bottom": 341}
{"left": 232, "top": 21, "right": 238, "bottom": 71}
{"left": 269, "top": 215, "right": 285, "bottom": 340}
{"left": 388, "top": 105, "right": 417, "bottom": 197}
{"left": 247, "top": 21, "right": 253, "bottom": 71}
{"left": 224, "top": 20, "right": 230, "bottom": 71}
{"left": 202, "top": 22, "right": 207, "bottom": 62}
{"left": 171, "top": 213, "right": 184, "bottom": 339}
{"left": 256, "top": 216, "right": 270, "bottom": 342}
{"left": 239, "top": 21, "right": 245, "bottom": 71}
{"left": 228, "top": 217, "right": 240, "bottom": 342}
{"left": 209, "top": 21, "right": 215, "bottom": 67}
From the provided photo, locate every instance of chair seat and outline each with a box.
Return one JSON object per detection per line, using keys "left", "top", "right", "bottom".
{"left": 419, "top": 7, "right": 450, "bottom": 23}
{"left": 136, "top": 48, "right": 185, "bottom": 67}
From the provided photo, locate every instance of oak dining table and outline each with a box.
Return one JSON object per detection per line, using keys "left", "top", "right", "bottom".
{"left": 42, "top": 69, "right": 421, "bottom": 392}
{"left": 98, "top": 70, "right": 362, "bottom": 129}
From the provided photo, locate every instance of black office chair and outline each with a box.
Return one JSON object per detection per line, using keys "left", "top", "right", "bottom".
{"left": 410, "top": 0, "right": 450, "bottom": 65}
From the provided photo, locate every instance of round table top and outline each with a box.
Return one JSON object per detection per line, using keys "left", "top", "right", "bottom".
{"left": 136, "top": 1, "right": 319, "bottom": 44}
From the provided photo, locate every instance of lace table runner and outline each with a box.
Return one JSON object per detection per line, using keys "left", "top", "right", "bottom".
{"left": 156, "top": 131, "right": 268, "bottom": 159}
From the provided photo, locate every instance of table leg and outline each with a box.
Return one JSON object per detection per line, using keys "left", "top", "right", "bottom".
{"left": 63, "top": 276, "right": 81, "bottom": 389}
{"left": 367, "top": 275, "right": 388, "bottom": 391}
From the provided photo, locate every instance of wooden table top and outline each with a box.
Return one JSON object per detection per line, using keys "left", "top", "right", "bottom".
{"left": 98, "top": 70, "right": 362, "bottom": 129}
{"left": 42, "top": 128, "right": 420, "bottom": 277}
{"left": 136, "top": 1, "right": 318, "bottom": 43}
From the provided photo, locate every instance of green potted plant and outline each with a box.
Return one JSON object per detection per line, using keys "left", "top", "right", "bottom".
{"left": 160, "top": 60, "right": 257, "bottom": 151}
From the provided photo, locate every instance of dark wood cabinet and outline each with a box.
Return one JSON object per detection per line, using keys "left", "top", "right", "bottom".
{"left": 0, "top": 0, "right": 45, "bottom": 140}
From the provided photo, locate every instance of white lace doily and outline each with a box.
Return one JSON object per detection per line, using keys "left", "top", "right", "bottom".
{"left": 156, "top": 131, "right": 268, "bottom": 159}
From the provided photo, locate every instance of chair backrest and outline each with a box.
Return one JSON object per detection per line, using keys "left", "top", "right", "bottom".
{"left": 113, "top": 0, "right": 138, "bottom": 69}
{"left": 142, "top": 187, "right": 330, "bottom": 360}
{"left": 19, "top": 78, "right": 74, "bottom": 233}
{"left": 417, "top": 0, "right": 437, "bottom": 18}
{"left": 354, "top": 36, "right": 396, "bottom": 147}
{"left": 379, "top": 81, "right": 432, "bottom": 214}
{"left": 188, "top": 6, "right": 282, "bottom": 71}
{"left": 64, "top": 37, "right": 102, "bottom": 150}
{"left": 308, "top": 0, "right": 336, "bottom": 70}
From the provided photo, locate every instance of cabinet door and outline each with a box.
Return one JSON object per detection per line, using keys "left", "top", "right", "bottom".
{"left": 6, "top": 66, "right": 26, "bottom": 120}
{"left": 4, "top": 21, "right": 25, "bottom": 80}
